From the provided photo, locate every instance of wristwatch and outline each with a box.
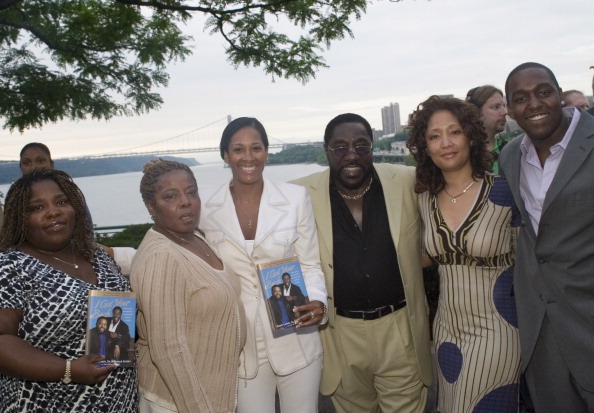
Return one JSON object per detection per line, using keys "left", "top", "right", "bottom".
{"left": 61, "top": 359, "right": 72, "bottom": 384}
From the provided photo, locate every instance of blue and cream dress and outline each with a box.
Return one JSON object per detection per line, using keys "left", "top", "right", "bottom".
{"left": 0, "top": 247, "right": 138, "bottom": 413}
{"left": 420, "top": 175, "right": 520, "bottom": 413}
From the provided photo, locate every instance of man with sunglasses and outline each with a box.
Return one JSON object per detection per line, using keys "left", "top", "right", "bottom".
{"left": 292, "top": 113, "right": 432, "bottom": 413}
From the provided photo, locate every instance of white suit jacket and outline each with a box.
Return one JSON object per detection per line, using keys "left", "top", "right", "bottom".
{"left": 200, "top": 179, "right": 327, "bottom": 378}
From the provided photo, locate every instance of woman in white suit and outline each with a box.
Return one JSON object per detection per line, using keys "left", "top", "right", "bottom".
{"left": 200, "top": 117, "right": 327, "bottom": 413}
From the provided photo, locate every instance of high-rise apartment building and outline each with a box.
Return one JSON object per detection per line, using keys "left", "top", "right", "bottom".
{"left": 381, "top": 102, "right": 401, "bottom": 136}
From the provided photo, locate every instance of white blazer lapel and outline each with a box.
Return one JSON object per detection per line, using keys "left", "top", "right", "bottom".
{"left": 254, "top": 180, "right": 289, "bottom": 248}
{"left": 201, "top": 183, "right": 245, "bottom": 247}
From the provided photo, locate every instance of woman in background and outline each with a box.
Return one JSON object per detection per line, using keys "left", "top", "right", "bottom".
{"left": 465, "top": 85, "right": 508, "bottom": 174}
{"left": 19, "top": 142, "right": 55, "bottom": 174}
{"left": 407, "top": 96, "right": 520, "bottom": 413}
{"left": 200, "top": 117, "right": 327, "bottom": 413}
{"left": 131, "top": 158, "right": 245, "bottom": 412}
{"left": 0, "top": 169, "right": 137, "bottom": 412}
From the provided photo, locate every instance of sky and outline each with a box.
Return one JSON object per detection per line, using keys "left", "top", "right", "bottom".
{"left": 1, "top": 0, "right": 593, "bottom": 163}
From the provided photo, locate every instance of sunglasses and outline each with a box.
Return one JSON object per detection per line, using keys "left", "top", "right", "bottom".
{"left": 327, "top": 145, "right": 373, "bottom": 157}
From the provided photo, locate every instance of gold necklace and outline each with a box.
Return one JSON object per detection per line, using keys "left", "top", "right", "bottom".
{"left": 443, "top": 180, "right": 476, "bottom": 204}
{"left": 34, "top": 245, "right": 79, "bottom": 269}
{"left": 337, "top": 178, "right": 373, "bottom": 200}
{"left": 159, "top": 227, "right": 210, "bottom": 257}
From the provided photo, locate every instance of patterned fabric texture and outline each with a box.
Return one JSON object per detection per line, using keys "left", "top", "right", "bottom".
{"left": 420, "top": 175, "right": 521, "bottom": 413}
{"left": 0, "top": 248, "right": 137, "bottom": 413}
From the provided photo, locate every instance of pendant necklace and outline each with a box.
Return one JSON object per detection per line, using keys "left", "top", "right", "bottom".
{"left": 245, "top": 206, "right": 259, "bottom": 229}
{"left": 159, "top": 227, "right": 210, "bottom": 257}
{"left": 229, "top": 180, "right": 260, "bottom": 229}
{"left": 443, "top": 180, "right": 476, "bottom": 204}
{"left": 35, "top": 245, "right": 79, "bottom": 269}
{"left": 337, "top": 178, "right": 373, "bottom": 200}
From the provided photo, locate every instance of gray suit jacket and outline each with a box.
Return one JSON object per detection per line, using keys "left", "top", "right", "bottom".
{"left": 499, "top": 109, "right": 594, "bottom": 391}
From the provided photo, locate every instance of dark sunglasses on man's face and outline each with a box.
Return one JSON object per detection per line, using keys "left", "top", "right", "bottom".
{"left": 327, "top": 145, "right": 373, "bottom": 157}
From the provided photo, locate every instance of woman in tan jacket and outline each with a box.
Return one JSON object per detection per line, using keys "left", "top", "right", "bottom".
{"left": 131, "top": 159, "right": 245, "bottom": 412}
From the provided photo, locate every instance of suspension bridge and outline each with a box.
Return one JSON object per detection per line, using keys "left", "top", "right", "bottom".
{"left": 72, "top": 116, "right": 319, "bottom": 160}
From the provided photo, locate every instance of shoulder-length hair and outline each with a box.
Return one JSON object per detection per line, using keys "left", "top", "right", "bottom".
{"left": 0, "top": 169, "right": 95, "bottom": 260}
{"left": 406, "top": 96, "right": 493, "bottom": 194}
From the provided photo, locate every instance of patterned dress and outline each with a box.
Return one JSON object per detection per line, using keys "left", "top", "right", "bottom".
{"left": 420, "top": 175, "right": 520, "bottom": 413}
{"left": 0, "top": 248, "right": 138, "bottom": 413}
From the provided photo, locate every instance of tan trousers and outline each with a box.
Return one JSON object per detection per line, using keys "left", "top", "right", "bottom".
{"left": 332, "top": 307, "right": 427, "bottom": 413}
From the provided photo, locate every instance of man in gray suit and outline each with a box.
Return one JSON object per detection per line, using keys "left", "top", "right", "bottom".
{"left": 500, "top": 62, "right": 594, "bottom": 413}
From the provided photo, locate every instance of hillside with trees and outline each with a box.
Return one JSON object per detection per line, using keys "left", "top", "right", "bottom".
{"left": 0, "top": 155, "right": 198, "bottom": 185}
{"left": 268, "top": 144, "right": 327, "bottom": 165}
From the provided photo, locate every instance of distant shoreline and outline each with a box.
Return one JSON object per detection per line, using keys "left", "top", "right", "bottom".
{"left": 0, "top": 155, "right": 200, "bottom": 185}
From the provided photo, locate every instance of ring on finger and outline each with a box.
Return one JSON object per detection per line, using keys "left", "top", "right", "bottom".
{"left": 310, "top": 311, "right": 315, "bottom": 320}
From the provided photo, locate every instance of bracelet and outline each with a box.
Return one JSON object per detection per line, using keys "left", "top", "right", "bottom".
{"left": 61, "top": 359, "right": 72, "bottom": 384}
{"left": 320, "top": 303, "right": 328, "bottom": 325}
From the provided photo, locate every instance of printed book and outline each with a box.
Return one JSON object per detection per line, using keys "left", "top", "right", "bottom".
{"left": 257, "top": 256, "right": 309, "bottom": 332}
{"left": 86, "top": 290, "right": 136, "bottom": 367}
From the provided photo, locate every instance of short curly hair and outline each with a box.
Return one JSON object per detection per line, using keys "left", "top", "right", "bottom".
{"left": 0, "top": 169, "right": 95, "bottom": 260}
{"left": 140, "top": 158, "right": 197, "bottom": 205}
{"left": 406, "top": 96, "right": 493, "bottom": 194}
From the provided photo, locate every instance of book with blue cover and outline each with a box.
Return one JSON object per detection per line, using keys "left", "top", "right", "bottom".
{"left": 257, "top": 256, "right": 309, "bottom": 332}
{"left": 86, "top": 290, "right": 136, "bottom": 367}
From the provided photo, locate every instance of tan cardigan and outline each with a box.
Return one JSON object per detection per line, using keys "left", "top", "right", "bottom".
{"left": 131, "top": 229, "right": 246, "bottom": 413}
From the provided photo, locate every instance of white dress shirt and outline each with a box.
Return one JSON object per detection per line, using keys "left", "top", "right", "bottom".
{"left": 519, "top": 108, "right": 580, "bottom": 233}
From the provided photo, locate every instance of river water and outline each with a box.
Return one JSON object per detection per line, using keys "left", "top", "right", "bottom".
{"left": 0, "top": 163, "right": 327, "bottom": 228}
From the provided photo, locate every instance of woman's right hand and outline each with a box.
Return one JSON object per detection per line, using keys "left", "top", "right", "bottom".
{"left": 71, "top": 354, "right": 117, "bottom": 385}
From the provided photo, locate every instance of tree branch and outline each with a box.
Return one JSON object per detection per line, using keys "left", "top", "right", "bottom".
{"left": 115, "top": 0, "right": 301, "bottom": 16}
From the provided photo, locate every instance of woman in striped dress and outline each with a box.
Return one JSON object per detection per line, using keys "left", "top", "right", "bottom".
{"left": 407, "top": 96, "right": 520, "bottom": 413}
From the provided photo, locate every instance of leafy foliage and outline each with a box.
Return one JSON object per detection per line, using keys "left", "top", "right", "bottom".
{"left": 268, "top": 144, "right": 326, "bottom": 165}
{"left": 96, "top": 223, "right": 152, "bottom": 248}
{"left": 0, "top": 0, "right": 368, "bottom": 131}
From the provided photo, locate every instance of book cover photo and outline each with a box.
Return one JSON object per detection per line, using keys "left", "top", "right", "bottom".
{"left": 258, "top": 256, "right": 309, "bottom": 333}
{"left": 86, "top": 290, "right": 136, "bottom": 367}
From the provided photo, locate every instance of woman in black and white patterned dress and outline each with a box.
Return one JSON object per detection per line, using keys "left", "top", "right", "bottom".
{"left": 0, "top": 169, "right": 137, "bottom": 412}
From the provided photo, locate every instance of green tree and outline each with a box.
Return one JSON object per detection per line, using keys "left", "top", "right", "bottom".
{"left": 374, "top": 136, "right": 394, "bottom": 151}
{"left": 0, "top": 0, "right": 367, "bottom": 131}
{"left": 96, "top": 223, "right": 152, "bottom": 248}
{"left": 268, "top": 144, "right": 324, "bottom": 164}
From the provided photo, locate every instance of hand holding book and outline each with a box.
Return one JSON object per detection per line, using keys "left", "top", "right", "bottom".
{"left": 68, "top": 355, "right": 118, "bottom": 385}
{"left": 258, "top": 257, "right": 327, "bottom": 333}
{"left": 293, "top": 300, "right": 326, "bottom": 328}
